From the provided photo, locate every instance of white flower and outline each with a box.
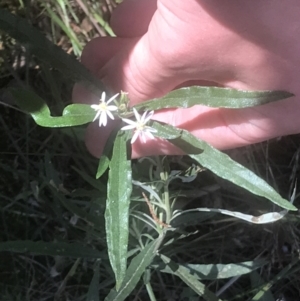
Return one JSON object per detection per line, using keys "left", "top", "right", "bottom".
{"left": 121, "top": 108, "right": 157, "bottom": 144}
{"left": 91, "top": 92, "right": 119, "bottom": 127}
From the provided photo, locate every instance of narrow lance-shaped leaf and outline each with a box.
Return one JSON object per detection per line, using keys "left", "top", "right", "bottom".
{"left": 11, "top": 88, "right": 95, "bottom": 127}
{"left": 0, "top": 241, "right": 102, "bottom": 259}
{"left": 152, "top": 122, "right": 297, "bottom": 211}
{"left": 105, "top": 235, "right": 164, "bottom": 301}
{"left": 171, "top": 207, "right": 289, "bottom": 224}
{"left": 159, "top": 254, "right": 223, "bottom": 301}
{"left": 105, "top": 131, "right": 132, "bottom": 290}
{"left": 0, "top": 9, "right": 105, "bottom": 94}
{"left": 96, "top": 156, "right": 110, "bottom": 179}
{"left": 134, "top": 86, "right": 293, "bottom": 111}
{"left": 96, "top": 126, "right": 120, "bottom": 179}
{"left": 156, "top": 258, "right": 267, "bottom": 280}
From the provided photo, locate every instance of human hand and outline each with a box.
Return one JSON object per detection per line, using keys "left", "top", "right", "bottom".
{"left": 72, "top": 0, "right": 300, "bottom": 158}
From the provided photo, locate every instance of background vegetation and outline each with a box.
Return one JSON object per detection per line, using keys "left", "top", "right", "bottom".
{"left": 0, "top": 1, "right": 299, "bottom": 300}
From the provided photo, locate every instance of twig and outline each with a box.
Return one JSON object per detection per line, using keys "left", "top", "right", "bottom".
{"left": 142, "top": 192, "right": 170, "bottom": 228}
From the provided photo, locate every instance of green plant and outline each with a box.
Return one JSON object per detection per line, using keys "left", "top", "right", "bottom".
{"left": 0, "top": 8, "right": 299, "bottom": 301}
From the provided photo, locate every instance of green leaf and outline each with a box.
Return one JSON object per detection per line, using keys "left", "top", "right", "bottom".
{"left": 87, "top": 261, "right": 101, "bottom": 301}
{"left": 134, "top": 86, "right": 293, "bottom": 111}
{"left": 96, "top": 156, "right": 110, "bottom": 179}
{"left": 0, "top": 241, "right": 102, "bottom": 258}
{"left": 105, "top": 235, "right": 164, "bottom": 301}
{"left": 11, "top": 88, "right": 95, "bottom": 127}
{"left": 96, "top": 126, "right": 120, "bottom": 179}
{"left": 172, "top": 207, "right": 289, "bottom": 224}
{"left": 152, "top": 121, "right": 203, "bottom": 154}
{"left": 148, "top": 121, "right": 182, "bottom": 140}
{"left": 105, "top": 131, "right": 132, "bottom": 290}
{"left": 0, "top": 9, "right": 104, "bottom": 93}
{"left": 157, "top": 259, "right": 267, "bottom": 280}
{"left": 159, "top": 254, "right": 223, "bottom": 301}
{"left": 152, "top": 122, "right": 297, "bottom": 211}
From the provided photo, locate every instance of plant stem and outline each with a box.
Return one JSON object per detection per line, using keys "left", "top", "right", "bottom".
{"left": 145, "top": 281, "right": 157, "bottom": 301}
{"left": 156, "top": 156, "right": 172, "bottom": 225}
{"left": 163, "top": 171, "right": 172, "bottom": 224}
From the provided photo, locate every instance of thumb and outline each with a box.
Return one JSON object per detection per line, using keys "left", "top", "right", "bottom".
{"left": 97, "top": 36, "right": 181, "bottom": 105}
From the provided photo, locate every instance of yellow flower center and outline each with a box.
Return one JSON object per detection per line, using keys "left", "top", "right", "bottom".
{"left": 136, "top": 122, "right": 145, "bottom": 131}
{"left": 99, "top": 102, "right": 107, "bottom": 111}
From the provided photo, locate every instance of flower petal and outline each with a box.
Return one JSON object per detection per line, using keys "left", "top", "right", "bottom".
{"left": 106, "top": 93, "right": 119, "bottom": 104}
{"left": 106, "top": 110, "right": 115, "bottom": 120}
{"left": 100, "top": 112, "right": 107, "bottom": 126}
{"left": 131, "top": 130, "right": 140, "bottom": 144}
{"left": 145, "top": 130, "right": 155, "bottom": 140}
{"left": 143, "top": 111, "right": 154, "bottom": 123}
{"left": 101, "top": 91, "right": 106, "bottom": 102}
{"left": 93, "top": 111, "right": 101, "bottom": 122}
{"left": 140, "top": 131, "right": 147, "bottom": 143}
{"left": 133, "top": 108, "right": 141, "bottom": 123}
{"left": 121, "top": 124, "right": 136, "bottom": 131}
{"left": 145, "top": 126, "right": 157, "bottom": 133}
{"left": 122, "top": 118, "right": 137, "bottom": 126}
{"left": 107, "top": 105, "right": 118, "bottom": 111}
{"left": 140, "top": 110, "right": 148, "bottom": 122}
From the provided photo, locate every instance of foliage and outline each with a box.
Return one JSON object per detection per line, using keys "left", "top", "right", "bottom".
{"left": 0, "top": 4, "right": 299, "bottom": 301}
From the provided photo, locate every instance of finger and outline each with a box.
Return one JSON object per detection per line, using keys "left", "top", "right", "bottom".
{"left": 86, "top": 95, "right": 299, "bottom": 159}
{"left": 97, "top": 38, "right": 183, "bottom": 105}
{"left": 110, "top": 0, "right": 157, "bottom": 37}
{"left": 81, "top": 36, "right": 131, "bottom": 74}
{"left": 72, "top": 37, "right": 132, "bottom": 104}
{"left": 96, "top": 4, "right": 239, "bottom": 105}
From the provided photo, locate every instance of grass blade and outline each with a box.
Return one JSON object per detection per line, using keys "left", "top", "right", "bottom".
{"left": 54, "top": 190, "right": 105, "bottom": 231}
{"left": 72, "top": 166, "right": 106, "bottom": 191}
{"left": 251, "top": 257, "right": 299, "bottom": 300}
{"left": 250, "top": 271, "right": 275, "bottom": 301}
{"left": 0, "top": 241, "right": 102, "bottom": 258}
{"left": 0, "top": 8, "right": 104, "bottom": 93}
{"left": 44, "top": 4, "right": 82, "bottom": 56}
{"left": 87, "top": 261, "right": 101, "bottom": 301}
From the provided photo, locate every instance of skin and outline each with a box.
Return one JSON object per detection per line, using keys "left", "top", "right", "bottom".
{"left": 72, "top": 0, "right": 300, "bottom": 158}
